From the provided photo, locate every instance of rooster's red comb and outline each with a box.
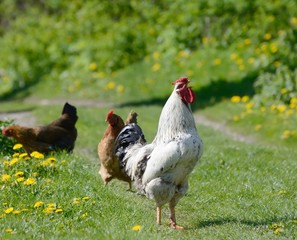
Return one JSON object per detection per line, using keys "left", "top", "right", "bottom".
{"left": 172, "top": 77, "right": 189, "bottom": 85}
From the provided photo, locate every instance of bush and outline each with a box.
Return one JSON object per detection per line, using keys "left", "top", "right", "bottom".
{"left": 0, "top": 120, "right": 16, "bottom": 155}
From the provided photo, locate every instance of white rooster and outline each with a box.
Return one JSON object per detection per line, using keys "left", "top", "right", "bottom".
{"left": 115, "top": 77, "right": 203, "bottom": 229}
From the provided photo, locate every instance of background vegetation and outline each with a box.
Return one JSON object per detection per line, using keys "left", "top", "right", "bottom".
{"left": 0, "top": 0, "right": 296, "bottom": 239}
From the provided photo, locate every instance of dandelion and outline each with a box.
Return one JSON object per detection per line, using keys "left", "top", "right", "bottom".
{"left": 12, "top": 210, "right": 22, "bottom": 215}
{"left": 72, "top": 198, "right": 80, "bottom": 205}
{"left": 245, "top": 102, "right": 254, "bottom": 110}
{"left": 132, "top": 225, "right": 142, "bottom": 231}
{"left": 233, "top": 116, "right": 240, "bottom": 122}
{"left": 55, "top": 208, "right": 63, "bottom": 214}
{"left": 213, "top": 58, "right": 222, "bottom": 65}
{"left": 117, "top": 84, "right": 124, "bottom": 94}
{"left": 1, "top": 174, "right": 11, "bottom": 182}
{"left": 5, "top": 228, "right": 13, "bottom": 233}
{"left": 47, "top": 157, "right": 56, "bottom": 163}
{"left": 0, "top": 213, "right": 5, "bottom": 219}
{"left": 152, "top": 63, "right": 161, "bottom": 72}
{"left": 34, "top": 201, "right": 44, "bottom": 208}
{"left": 255, "top": 124, "right": 262, "bottom": 131}
{"left": 247, "top": 57, "right": 255, "bottom": 65}
{"left": 15, "top": 171, "right": 24, "bottom": 177}
{"left": 47, "top": 203, "right": 56, "bottom": 208}
{"left": 270, "top": 43, "right": 278, "bottom": 53}
{"left": 13, "top": 153, "right": 20, "bottom": 158}
{"left": 40, "top": 160, "right": 50, "bottom": 167}
{"left": 106, "top": 81, "right": 116, "bottom": 90}
{"left": 230, "top": 96, "right": 241, "bottom": 103}
{"left": 4, "top": 207, "right": 14, "bottom": 214}
{"left": 82, "top": 196, "right": 90, "bottom": 201}
{"left": 23, "top": 177, "right": 37, "bottom": 186}
{"left": 264, "top": 33, "right": 272, "bottom": 40}
{"left": 152, "top": 51, "right": 160, "bottom": 60}
{"left": 89, "top": 63, "right": 97, "bottom": 71}
{"left": 277, "top": 105, "right": 286, "bottom": 113}
{"left": 244, "top": 38, "right": 251, "bottom": 45}
{"left": 16, "top": 177, "right": 25, "bottom": 182}
{"left": 281, "top": 130, "right": 291, "bottom": 139}
{"left": 9, "top": 158, "right": 19, "bottom": 166}
{"left": 290, "top": 17, "right": 297, "bottom": 27}
{"left": 230, "top": 53, "right": 238, "bottom": 60}
{"left": 81, "top": 212, "right": 88, "bottom": 218}
{"left": 43, "top": 208, "right": 54, "bottom": 214}
{"left": 241, "top": 96, "right": 249, "bottom": 103}
{"left": 13, "top": 143, "right": 23, "bottom": 150}
{"left": 31, "top": 151, "right": 44, "bottom": 159}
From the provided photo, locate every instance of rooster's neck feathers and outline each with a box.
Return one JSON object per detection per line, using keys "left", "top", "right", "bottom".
{"left": 153, "top": 90, "right": 196, "bottom": 144}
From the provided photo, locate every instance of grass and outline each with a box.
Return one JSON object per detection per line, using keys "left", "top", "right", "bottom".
{"left": 1, "top": 103, "right": 296, "bottom": 239}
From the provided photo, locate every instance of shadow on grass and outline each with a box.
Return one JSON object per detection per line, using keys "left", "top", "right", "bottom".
{"left": 118, "top": 72, "right": 257, "bottom": 111}
{"left": 192, "top": 215, "right": 294, "bottom": 229}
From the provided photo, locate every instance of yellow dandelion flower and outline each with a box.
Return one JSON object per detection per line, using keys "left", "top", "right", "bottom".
{"left": 264, "top": 33, "right": 272, "bottom": 40}
{"left": 280, "top": 88, "right": 287, "bottom": 94}
{"left": 47, "top": 157, "right": 56, "bottom": 163}
{"left": 245, "top": 102, "right": 254, "bottom": 110}
{"left": 273, "top": 61, "right": 281, "bottom": 67}
{"left": 31, "top": 151, "right": 44, "bottom": 159}
{"left": 213, "top": 58, "right": 222, "bottom": 65}
{"left": 82, "top": 196, "right": 90, "bottom": 201}
{"left": 23, "top": 177, "right": 36, "bottom": 186}
{"left": 12, "top": 210, "right": 22, "bottom": 214}
{"left": 152, "top": 63, "right": 161, "bottom": 72}
{"left": 106, "top": 81, "right": 116, "bottom": 90}
{"left": 230, "top": 53, "right": 238, "bottom": 60}
{"left": 16, "top": 177, "right": 25, "bottom": 182}
{"left": 15, "top": 171, "right": 24, "bottom": 177}
{"left": 255, "top": 124, "right": 262, "bottom": 131}
{"left": 233, "top": 116, "right": 240, "bottom": 122}
{"left": 34, "top": 201, "right": 44, "bottom": 208}
{"left": 247, "top": 57, "right": 255, "bottom": 64}
{"left": 40, "top": 160, "right": 50, "bottom": 167}
{"left": 290, "top": 17, "right": 297, "bottom": 27}
{"left": 89, "top": 63, "right": 97, "bottom": 71}
{"left": 270, "top": 104, "right": 277, "bottom": 111}
{"left": 5, "top": 228, "right": 13, "bottom": 233}
{"left": 81, "top": 212, "right": 88, "bottom": 218}
{"left": 132, "top": 225, "right": 142, "bottom": 231}
{"left": 117, "top": 84, "right": 124, "bottom": 94}
{"left": 274, "top": 227, "right": 284, "bottom": 234}
{"left": 47, "top": 203, "right": 56, "bottom": 208}
{"left": 13, "top": 153, "right": 20, "bottom": 158}
{"left": 4, "top": 207, "right": 14, "bottom": 214}
{"left": 230, "top": 96, "right": 241, "bottom": 103}
{"left": 153, "top": 51, "right": 160, "bottom": 60}
{"left": 43, "top": 208, "right": 54, "bottom": 214}
{"left": 1, "top": 174, "right": 11, "bottom": 182}
{"left": 3, "top": 160, "right": 9, "bottom": 166}
{"left": 13, "top": 143, "right": 23, "bottom": 150}
{"left": 9, "top": 158, "right": 19, "bottom": 166}
{"left": 270, "top": 43, "right": 278, "bottom": 53}
{"left": 282, "top": 130, "right": 291, "bottom": 139}
{"left": 277, "top": 105, "right": 286, "bottom": 113}
{"left": 55, "top": 208, "right": 63, "bottom": 213}
{"left": 244, "top": 38, "right": 251, "bottom": 45}
{"left": 241, "top": 96, "right": 249, "bottom": 103}
{"left": 0, "top": 213, "right": 6, "bottom": 219}
{"left": 19, "top": 152, "right": 28, "bottom": 158}
{"left": 32, "top": 172, "right": 38, "bottom": 177}
{"left": 290, "top": 97, "right": 297, "bottom": 105}
{"left": 72, "top": 198, "right": 80, "bottom": 205}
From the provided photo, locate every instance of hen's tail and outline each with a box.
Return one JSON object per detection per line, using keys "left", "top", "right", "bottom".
{"left": 115, "top": 123, "right": 146, "bottom": 161}
{"left": 62, "top": 102, "right": 78, "bottom": 120}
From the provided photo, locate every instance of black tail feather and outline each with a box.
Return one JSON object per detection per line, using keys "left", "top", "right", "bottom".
{"left": 62, "top": 102, "right": 77, "bottom": 120}
{"left": 115, "top": 123, "right": 146, "bottom": 161}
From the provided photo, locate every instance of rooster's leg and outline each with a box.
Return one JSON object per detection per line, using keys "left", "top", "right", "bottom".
{"left": 156, "top": 207, "right": 161, "bottom": 225}
{"left": 169, "top": 206, "right": 184, "bottom": 230}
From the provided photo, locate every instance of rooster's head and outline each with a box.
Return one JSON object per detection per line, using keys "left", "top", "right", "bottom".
{"left": 172, "top": 77, "right": 196, "bottom": 103}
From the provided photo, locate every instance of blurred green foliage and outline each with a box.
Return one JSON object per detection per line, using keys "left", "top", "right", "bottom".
{"left": 0, "top": 0, "right": 296, "bottom": 104}
{"left": 0, "top": 120, "right": 16, "bottom": 155}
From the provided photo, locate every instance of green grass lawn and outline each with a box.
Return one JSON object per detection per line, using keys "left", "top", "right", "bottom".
{"left": 1, "top": 103, "right": 296, "bottom": 239}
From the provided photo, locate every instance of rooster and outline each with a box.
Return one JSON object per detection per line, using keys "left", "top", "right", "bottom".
{"left": 2, "top": 102, "right": 78, "bottom": 154}
{"left": 98, "top": 111, "right": 138, "bottom": 189}
{"left": 115, "top": 77, "right": 203, "bottom": 229}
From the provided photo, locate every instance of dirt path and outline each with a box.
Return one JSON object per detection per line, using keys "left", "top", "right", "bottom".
{"left": 0, "top": 98, "right": 254, "bottom": 144}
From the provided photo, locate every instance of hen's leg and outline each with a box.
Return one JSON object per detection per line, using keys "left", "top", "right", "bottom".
{"left": 156, "top": 207, "right": 161, "bottom": 225}
{"left": 169, "top": 206, "right": 184, "bottom": 229}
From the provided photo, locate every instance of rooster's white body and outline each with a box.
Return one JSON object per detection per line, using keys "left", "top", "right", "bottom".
{"left": 115, "top": 77, "right": 203, "bottom": 228}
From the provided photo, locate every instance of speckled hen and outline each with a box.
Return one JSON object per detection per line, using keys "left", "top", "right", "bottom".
{"left": 115, "top": 77, "right": 203, "bottom": 229}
